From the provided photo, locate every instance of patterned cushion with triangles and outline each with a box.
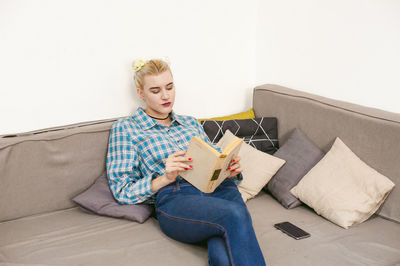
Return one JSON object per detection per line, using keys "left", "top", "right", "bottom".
{"left": 200, "top": 117, "right": 279, "bottom": 155}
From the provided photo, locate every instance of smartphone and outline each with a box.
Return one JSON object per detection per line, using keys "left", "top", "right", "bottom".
{"left": 274, "top": 221, "right": 311, "bottom": 240}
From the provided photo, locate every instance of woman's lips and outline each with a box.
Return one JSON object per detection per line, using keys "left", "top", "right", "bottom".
{"left": 162, "top": 102, "right": 171, "bottom": 107}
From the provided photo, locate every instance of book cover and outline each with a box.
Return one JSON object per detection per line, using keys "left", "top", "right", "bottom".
{"left": 179, "top": 135, "right": 243, "bottom": 193}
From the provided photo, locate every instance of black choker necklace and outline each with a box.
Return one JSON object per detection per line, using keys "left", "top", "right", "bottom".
{"left": 147, "top": 112, "right": 170, "bottom": 120}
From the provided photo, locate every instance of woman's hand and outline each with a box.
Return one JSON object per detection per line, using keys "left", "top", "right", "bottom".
{"left": 164, "top": 150, "right": 192, "bottom": 183}
{"left": 226, "top": 155, "right": 242, "bottom": 178}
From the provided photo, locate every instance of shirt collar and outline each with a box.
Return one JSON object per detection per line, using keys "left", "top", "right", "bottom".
{"left": 132, "top": 107, "right": 184, "bottom": 130}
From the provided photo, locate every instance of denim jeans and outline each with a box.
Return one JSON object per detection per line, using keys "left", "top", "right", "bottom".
{"left": 155, "top": 177, "right": 266, "bottom": 266}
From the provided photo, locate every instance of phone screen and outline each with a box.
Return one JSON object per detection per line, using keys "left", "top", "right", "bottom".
{"left": 274, "top": 222, "right": 311, "bottom": 239}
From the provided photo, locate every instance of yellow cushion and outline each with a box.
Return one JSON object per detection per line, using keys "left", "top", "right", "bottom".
{"left": 198, "top": 108, "right": 255, "bottom": 122}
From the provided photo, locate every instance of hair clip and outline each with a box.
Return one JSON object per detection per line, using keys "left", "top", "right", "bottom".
{"left": 133, "top": 59, "right": 145, "bottom": 72}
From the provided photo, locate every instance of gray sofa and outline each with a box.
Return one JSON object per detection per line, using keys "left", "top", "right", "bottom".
{"left": 1, "top": 84, "right": 399, "bottom": 266}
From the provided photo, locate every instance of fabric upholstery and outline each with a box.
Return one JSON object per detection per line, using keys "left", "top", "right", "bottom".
{"left": 1, "top": 191, "right": 399, "bottom": 266}
{"left": 72, "top": 171, "right": 153, "bottom": 223}
{"left": 0, "top": 83, "right": 399, "bottom": 265}
{"left": 217, "top": 130, "right": 285, "bottom": 202}
{"left": 198, "top": 108, "right": 255, "bottom": 122}
{"left": 253, "top": 84, "right": 400, "bottom": 223}
{"left": 201, "top": 117, "right": 279, "bottom": 155}
{"left": 0, "top": 118, "right": 119, "bottom": 222}
{"left": 290, "top": 137, "right": 395, "bottom": 229}
{"left": 266, "top": 128, "right": 325, "bottom": 209}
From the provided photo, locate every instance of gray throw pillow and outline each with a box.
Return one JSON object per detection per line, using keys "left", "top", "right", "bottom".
{"left": 265, "top": 128, "right": 325, "bottom": 209}
{"left": 72, "top": 171, "right": 153, "bottom": 223}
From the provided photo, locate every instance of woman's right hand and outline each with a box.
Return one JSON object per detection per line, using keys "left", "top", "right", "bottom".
{"left": 164, "top": 150, "right": 193, "bottom": 183}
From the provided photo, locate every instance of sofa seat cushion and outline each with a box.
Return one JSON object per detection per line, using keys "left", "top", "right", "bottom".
{"left": 247, "top": 192, "right": 400, "bottom": 266}
{"left": 0, "top": 207, "right": 209, "bottom": 266}
{"left": 1, "top": 191, "right": 400, "bottom": 266}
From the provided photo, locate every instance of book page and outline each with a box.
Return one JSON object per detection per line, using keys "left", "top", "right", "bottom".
{"left": 222, "top": 137, "right": 243, "bottom": 155}
{"left": 208, "top": 139, "right": 243, "bottom": 192}
{"left": 179, "top": 136, "right": 219, "bottom": 192}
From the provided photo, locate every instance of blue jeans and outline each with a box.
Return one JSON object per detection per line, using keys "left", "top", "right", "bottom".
{"left": 155, "top": 178, "right": 266, "bottom": 266}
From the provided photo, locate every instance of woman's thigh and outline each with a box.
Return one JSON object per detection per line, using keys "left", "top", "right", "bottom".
{"left": 209, "top": 178, "right": 246, "bottom": 207}
{"left": 155, "top": 179, "right": 249, "bottom": 243}
{"left": 156, "top": 178, "right": 244, "bottom": 209}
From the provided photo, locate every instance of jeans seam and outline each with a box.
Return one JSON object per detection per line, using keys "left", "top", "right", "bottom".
{"left": 156, "top": 208, "right": 235, "bottom": 266}
{"left": 159, "top": 194, "right": 170, "bottom": 202}
{"left": 159, "top": 186, "right": 174, "bottom": 193}
{"left": 177, "top": 184, "right": 192, "bottom": 188}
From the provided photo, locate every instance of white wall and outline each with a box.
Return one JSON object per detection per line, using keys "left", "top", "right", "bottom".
{"left": 1, "top": 0, "right": 399, "bottom": 135}
{"left": 0, "top": 0, "right": 257, "bottom": 135}
{"left": 255, "top": 0, "right": 400, "bottom": 114}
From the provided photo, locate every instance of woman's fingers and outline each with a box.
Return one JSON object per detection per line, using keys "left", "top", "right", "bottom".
{"left": 231, "top": 155, "right": 240, "bottom": 162}
{"left": 227, "top": 162, "right": 240, "bottom": 171}
{"left": 167, "top": 151, "right": 191, "bottom": 164}
{"left": 169, "top": 162, "right": 193, "bottom": 170}
{"left": 172, "top": 150, "right": 187, "bottom": 157}
{"left": 233, "top": 167, "right": 243, "bottom": 173}
{"left": 173, "top": 156, "right": 192, "bottom": 162}
{"left": 227, "top": 166, "right": 243, "bottom": 178}
{"left": 166, "top": 151, "right": 193, "bottom": 178}
{"left": 166, "top": 165, "right": 188, "bottom": 173}
{"left": 228, "top": 156, "right": 241, "bottom": 167}
{"left": 173, "top": 167, "right": 188, "bottom": 172}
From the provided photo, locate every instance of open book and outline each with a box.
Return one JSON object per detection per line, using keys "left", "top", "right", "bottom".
{"left": 179, "top": 135, "right": 243, "bottom": 193}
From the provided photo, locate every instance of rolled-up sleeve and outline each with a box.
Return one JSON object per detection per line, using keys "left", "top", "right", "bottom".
{"left": 106, "top": 122, "right": 156, "bottom": 204}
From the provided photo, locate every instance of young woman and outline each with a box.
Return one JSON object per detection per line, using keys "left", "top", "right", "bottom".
{"left": 106, "top": 58, "right": 266, "bottom": 266}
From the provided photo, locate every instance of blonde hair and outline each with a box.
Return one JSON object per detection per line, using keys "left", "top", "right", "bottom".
{"left": 133, "top": 58, "right": 172, "bottom": 89}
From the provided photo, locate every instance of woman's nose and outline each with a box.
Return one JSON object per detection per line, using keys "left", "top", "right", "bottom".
{"left": 161, "top": 90, "right": 169, "bottom": 99}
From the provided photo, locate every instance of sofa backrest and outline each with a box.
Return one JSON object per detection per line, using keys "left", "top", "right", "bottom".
{"left": 0, "top": 118, "right": 123, "bottom": 222}
{"left": 253, "top": 84, "right": 400, "bottom": 223}
{"left": 2, "top": 84, "right": 399, "bottom": 223}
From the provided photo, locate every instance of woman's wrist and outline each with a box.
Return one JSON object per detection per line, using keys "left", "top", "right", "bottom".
{"left": 151, "top": 174, "right": 173, "bottom": 192}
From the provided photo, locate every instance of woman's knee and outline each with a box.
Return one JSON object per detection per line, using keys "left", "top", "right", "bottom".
{"left": 225, "top": 203, "right": 252, "bottom": 225}
{"left": 156, "top": 208, "right": 225, "bottom": 244}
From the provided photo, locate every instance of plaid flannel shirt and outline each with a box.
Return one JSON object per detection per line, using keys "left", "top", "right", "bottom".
{"left": 106, "top": 107, "right": 243, "bottom": 205}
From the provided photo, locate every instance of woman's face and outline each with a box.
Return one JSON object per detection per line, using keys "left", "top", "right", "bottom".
{"left": 137, "top": 70, "right": 175, "bottom": 117}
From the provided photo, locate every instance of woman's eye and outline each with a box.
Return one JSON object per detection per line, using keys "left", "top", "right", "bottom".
{"left": 167, "top": 87, "right": 173, "bottom": 90}
{"left": 151, "top": 90, "right": 159, "bottom": 94}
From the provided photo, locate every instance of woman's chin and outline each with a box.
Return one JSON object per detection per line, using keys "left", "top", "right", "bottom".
{"left": 154, "top": 108, "right": 172, "bottom": 116}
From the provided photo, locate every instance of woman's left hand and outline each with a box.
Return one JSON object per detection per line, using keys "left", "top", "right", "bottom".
{"left": 226, "top": 155, "right": 242, "bottom": 178}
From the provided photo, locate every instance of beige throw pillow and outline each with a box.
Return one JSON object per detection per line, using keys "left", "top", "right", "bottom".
{"left": 217, "top": 130, "right": 286, "bottom": 202}
{"left": 290, "top": 137, "right": 395, "bottom": 229}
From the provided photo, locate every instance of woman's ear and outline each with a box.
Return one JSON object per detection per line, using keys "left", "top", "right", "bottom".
{"left": 137, "top": 87, "right": 144, "bottom": 100}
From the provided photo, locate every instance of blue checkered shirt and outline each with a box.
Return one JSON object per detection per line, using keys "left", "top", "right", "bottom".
{"left": 106, "top": 107, "right": 243, "bottom": 205}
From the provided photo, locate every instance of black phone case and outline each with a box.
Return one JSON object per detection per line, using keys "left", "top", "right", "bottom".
{"left": 274, "top": 222, "right": 311, "bottom": 240}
